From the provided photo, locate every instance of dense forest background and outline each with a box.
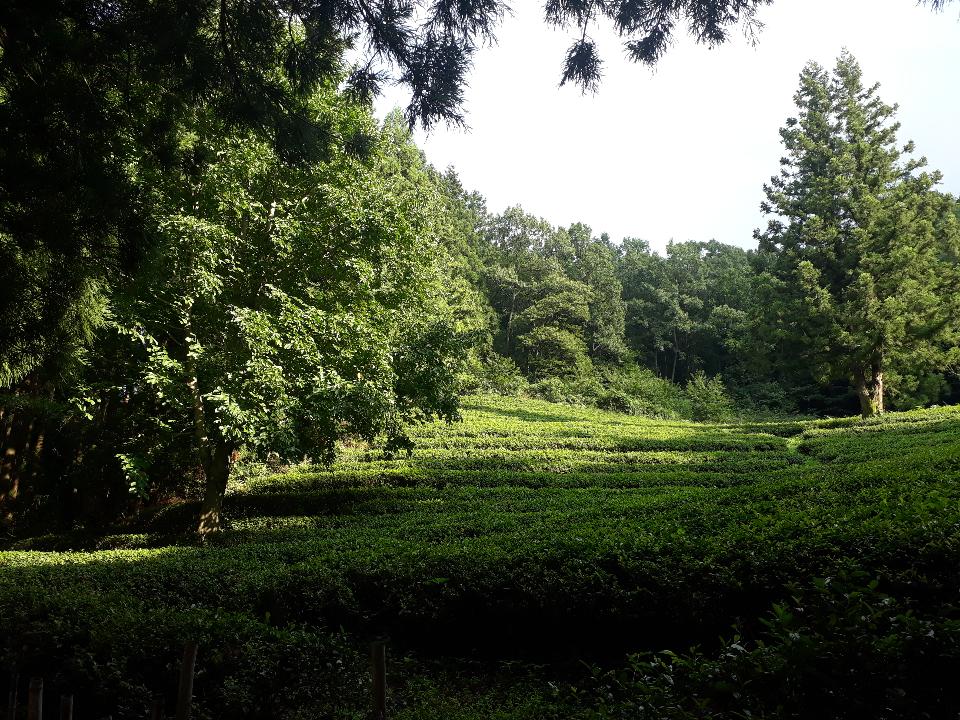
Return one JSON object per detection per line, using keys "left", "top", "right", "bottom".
{"left": 1, "top": 1, "right": 958, "bottom": 535}
{"left": 439, "top": 168, "right": 960, "bottom": 419}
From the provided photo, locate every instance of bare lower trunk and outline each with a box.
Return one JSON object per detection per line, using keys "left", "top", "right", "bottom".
{"left": 0, "top": 409, "right": 22, "bottom": 521}
{"left": 1, "top": 382, "right": 56, "bottom": 525}
{"left": 854, "top": 366, "right": 884, "bottom": 418}
{"left": 671, "top": 330, "right": 679, "bottom": 383}
{"left": 506, "top": 290, "right": 518, "bottom": 357}
{"left": 186, "top": 362, "right": 234, "bottom": 534}
{"left": 197, "top": 441, "right": 234, "bottom": 535}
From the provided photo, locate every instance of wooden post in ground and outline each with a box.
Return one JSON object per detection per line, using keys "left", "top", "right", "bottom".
{"left": 371, "top": 640, "right": 387, "bottom": 720}
{"left": 150, "top": 693, "right": 165, "bottom": 720}
{"left": 27, "top": 677, "right": 42, "bottom": 720}
{"left": 175, "top": 642, "right": 198, "bottom": 720}
{"left": 6, "top": 672, "right": 18, "bottom": 720}
{"left": 60, "top": 693, "right": 74, "bottom": 720}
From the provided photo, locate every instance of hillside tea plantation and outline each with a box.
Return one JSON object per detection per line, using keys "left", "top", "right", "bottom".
{"left": 2, "top": 396, "right": 960, "bottom": 718}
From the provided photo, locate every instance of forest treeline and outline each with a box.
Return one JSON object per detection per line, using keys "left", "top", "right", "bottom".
{"left": 441, "top": 171, "right": 960, "bottom": 420}
{"left": 1, "top": 2, "right": 957, "bottom": 537}
{"left": 438, "top": 56, "right": 960, "bottom": 420}
{"left": 442, "top": 52, "right": 960, "bottom": 422}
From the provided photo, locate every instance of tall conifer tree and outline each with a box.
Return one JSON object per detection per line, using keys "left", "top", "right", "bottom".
{"left": 756, "top": 51, "right": 960, "bottom": 417}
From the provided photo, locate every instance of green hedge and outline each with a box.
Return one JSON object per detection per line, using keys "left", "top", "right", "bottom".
{"left": 1, "top": 396, "right": 959, "bottom": 716}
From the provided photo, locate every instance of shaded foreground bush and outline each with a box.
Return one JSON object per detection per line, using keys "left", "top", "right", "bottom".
{"left": 0, "top": 590, "right": 366, "bottom": 719}
{"left": 578, "top": 569, "right": 960, "bottom": 719}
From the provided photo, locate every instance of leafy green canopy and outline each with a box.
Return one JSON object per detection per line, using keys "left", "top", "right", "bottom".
{"left": 478, "top": 207, "right": 626, "bottom": 380}
{"left": 618, "top": 239, "right": 755, "bottom": 384}
{"left": 755, "top": 51, "right": 960, "bottom": 417}
{"left": 0, "top": 0, "right": 499, "bottom": 386}
{"left": 78, "top": 98, "right": 474, "bottom": 530}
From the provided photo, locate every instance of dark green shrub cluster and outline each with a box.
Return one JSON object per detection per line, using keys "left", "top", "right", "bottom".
{"left": 0, "top": 584, "right": 366, "bottom": 719}
{"left": 576, "top": 570, "right": 960, "bottom": 719}
{"left": 595, "top": 389, "right": 633, "bottom": 414}
{"left": 461, "top": 354, "right": 531, "bottom": 397}
{"left": 685, "top": 371, "right": 734, "bottom": 422}
{"left": 489, "top": 362, "right": 754, "bottom": 422}
{"left": 601, "top": 366, "right": 692, "bottom": 418}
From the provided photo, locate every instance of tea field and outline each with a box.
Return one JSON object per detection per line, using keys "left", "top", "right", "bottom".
{"left": 2, "top": 396, "right": 960, "bottom": 718}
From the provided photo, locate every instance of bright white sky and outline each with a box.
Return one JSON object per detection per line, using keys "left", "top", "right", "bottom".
{"left": 374, "top": 0, "right": 960, "bottom": 253}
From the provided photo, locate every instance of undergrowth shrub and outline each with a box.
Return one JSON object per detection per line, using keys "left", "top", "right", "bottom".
{"left": 602, "top": 365, "right": 691, "bottom": 418}
{"left": 465, "top": 354, "right": 530, "bottom": 396}
{"left": 528, "top": 375, "right": 601, "bottom": 406}
{"left": 731, "top": 380, "right": 796, "bottom": 416}
{"left": 474, "top": 359, "right": 746, "bottom": 422}
{"left": 685, "top": 372, "right": 733, "bottom": 422}
{"left": 519, "top": 327, "right": 593, "bottom": 380}
{"left": 595, "top": 389, "right": 633, "bottom": 414}
{"left": 529, "top": 377, "right": 566, "bottom": 403}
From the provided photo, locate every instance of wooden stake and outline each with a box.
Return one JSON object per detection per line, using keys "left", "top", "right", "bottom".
{"left": 60, "top": 693, "right": 74, "bottom": 720}
{"left": 27, "top": 677, "right": 42, "bottom": 720}
{"left": 6, "top": 672, "right": 18, "bottom": 720}
{"left": 371, "top": 640, "right": 387, "bottom": 720}
{"left": 150, "top": 693, "right": 165, "bottom": 720}
{"left": 175, "top": 642, "right": 198, "bottom": 720}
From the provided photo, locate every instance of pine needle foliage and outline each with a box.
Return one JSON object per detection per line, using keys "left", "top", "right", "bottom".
{"left": 755, "top": 51, "right": 960, "bottom": 418}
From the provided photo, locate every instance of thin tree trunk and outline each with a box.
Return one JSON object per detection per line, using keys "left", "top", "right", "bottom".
{"left": 506, "top": 310, "right": 513, "bottom": 356}
{"left": 0, "top": 413, "right": 31, "bottom": 514}
{"left": 872, "top": 368, "right": 884, "bottom": 415}
{"left": 854, "top": 371, "right": 872, "bottom": 417}
{"left": 671, "top": 330, "right": 679, "bottom": 383}
{"left": 186, "top": 372, "right": 211, "bottom": 469}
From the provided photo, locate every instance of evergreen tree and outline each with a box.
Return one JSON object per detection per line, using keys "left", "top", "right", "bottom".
{"left": 756, "top": 52, "right": 960, "bottom": 417}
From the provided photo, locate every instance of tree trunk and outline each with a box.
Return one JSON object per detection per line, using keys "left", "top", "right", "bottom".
{"left": 872, "top": 369, "right": 884, "bottom": 415}
{"left": 854, "top": 365, "right": 884, "bottom": 418}
{"left": 0, "top": 411, "right": 32, "bottom": 520}
{"left": 671, "top": 330, "right": 679, "bottom": 383}
{"left": 0, "top": 409, "right": 20, "bottom": 522}
{"left": 197, "top": 441, "right": 234, "bottom": 535}
{"left": 505, "top": 290, "right": 517, "bottom": 357}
